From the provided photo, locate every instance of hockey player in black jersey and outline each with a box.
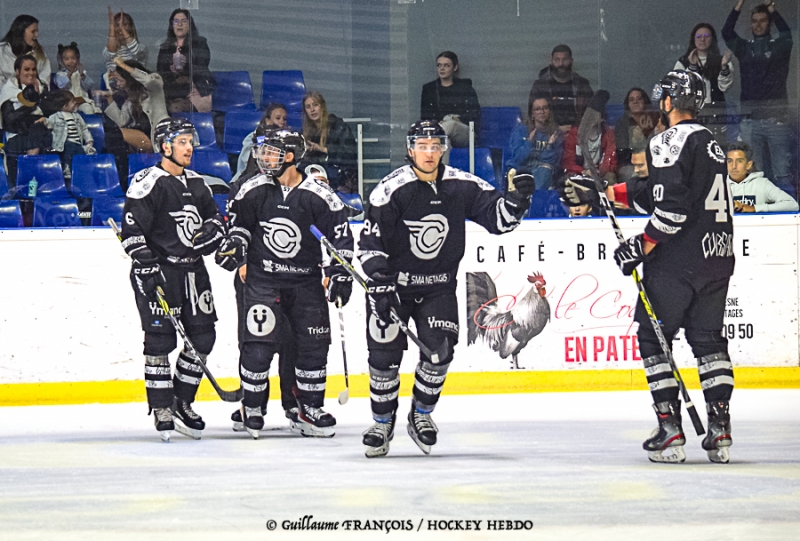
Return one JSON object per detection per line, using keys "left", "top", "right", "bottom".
{"left": 215, "top": 128, "right": 354, "bottom": 438}
{"left": 121, "top": 118, "right": 226, "bottom": 441}
{"left": 595, "top": 70, "right": 734, "bottom": 463}
{"left": 358, "top": 120, "right": 535, "bottom": 457}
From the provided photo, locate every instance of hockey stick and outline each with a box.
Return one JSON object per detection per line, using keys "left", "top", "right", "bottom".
{"left": 577, "top": 139, "right": 705, "bottom": 436}
{"left": 108, "top": 218, "right": 244, "bottom": 403}
{"left": 310, "top": 225, "right": 448, "bottom": 364}
{"left": 336, "top": 297, "right": 350, "bottom": 405}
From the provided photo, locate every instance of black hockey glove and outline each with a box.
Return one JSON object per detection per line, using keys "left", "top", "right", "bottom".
{"left": 558, "top": 175, "right": 606, "bottom": 207}
{"left": 366, "top": 272, "right": 401, "bottom": 325}
{"left": 132, "top": 249, "right": 166, "bottom": 299}
{"left": 325, "top": 267, "right": 353, "bottom": 307}
{"left": 215, "top": 236, "right": 245, "bottom": 272}
{"left": 507, "top": 168, "right": 536, "bottom": 199}
{"left": 613, "top": 234, "right": 651, "bottom": 276}
{"left": 192, "top": 217, "right": 226, "bottom": 256}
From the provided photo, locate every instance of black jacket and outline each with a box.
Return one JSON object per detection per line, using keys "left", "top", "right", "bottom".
{"left": 303, "top": 114, "right": 357, "bottom": 174}
{"left": 420, "top": 78, "right": 481, "bottom": 136}
{"left": 157, "top": 35, "right": 216, "bottom": 100}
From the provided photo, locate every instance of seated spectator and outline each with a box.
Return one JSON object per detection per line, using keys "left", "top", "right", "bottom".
{"left": 614, "top": 88, "right": 662, "bottom": 166}
{"left": 529, "top": 45, "right": 593, "bottom": 132}
{"left": 420, "top": 51, "right": 481, "bottom": 148}
{"left": 0, "top": 54, "right": 51, "bottom": 184}
{"left": 727, "top": 142, "right": 798, "bottom": 213}
{"left": 302, "top": 91, "right": 357, "bottom": 192}
{"left": 157, "top": 9, "right": 215, "bottom": 113}
{"left": 0, "top": 15, "right": 51, "bottom": 89}
{"left": 52, "top": 42, "right": 97, "bottom": 115}
{"left": 675, "top": 23, "right": 733, "bottom": 141}
{"left": 232, "top": 102, "right": 288, "bottom": 181}
{"left": 102, "top": 8, "right": 148, "bottom": 83}
{"left": 506, "top": 96, "right": 563, "bottom": 190}
{"left": 563, "top": 90, "right": 616, "bottom": 184}
{"left": 44, "top": 90, "right": 95, "bottom": 182}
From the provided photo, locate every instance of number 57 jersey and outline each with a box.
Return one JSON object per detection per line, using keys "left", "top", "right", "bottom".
{"left": 634, "top": 121, "right": 734, "bottom": 279}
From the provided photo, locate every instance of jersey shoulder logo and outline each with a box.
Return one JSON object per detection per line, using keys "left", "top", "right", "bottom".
{"left": 260, "top": 217, "right": 302, "bottom": 259}
{"left": 403, "top": 213, "right": 450, "bottom": 260}
{"left": 298, "top": 177, "right": 345, "bottom": 211}
{"left": 650, "top": 124, "right": 707, "bottom": 169}
{"left": 369, "top": 166, "right": 416, "bottom": 207}
{"left": 169, "top": 205, "right": 202, "bottom": 247}
{"left": 707, "top": 140, "right": 726, "bottom": 163}
{"left": 443, "top": 166, "right": 495, "bottom": 191}
{"left": 126, "top": 167, "right": 169, "bottom": 199}
{"left": 235, "top": 174, "right": 274, "bottom": 201}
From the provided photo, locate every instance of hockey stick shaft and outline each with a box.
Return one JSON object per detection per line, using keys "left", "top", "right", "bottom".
{"left": 336, "top": 297, "right": 350, "bottom": 405}
{"left": 108, "top": 218, "right": 243, "bottom": 403}
{"left": 310, "top": 225, "right": 445, "bottom": 364}
{"left": 577, "top": 140, "right": 705, "bottom": 435}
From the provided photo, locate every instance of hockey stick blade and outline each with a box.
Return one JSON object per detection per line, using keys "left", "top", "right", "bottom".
{"left": 108, "top": 218, "right": 243, "bottom": 403}
{"left": 310, "top": 225, "right": 447, "bottom": 364}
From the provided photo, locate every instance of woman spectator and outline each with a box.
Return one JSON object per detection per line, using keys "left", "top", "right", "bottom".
{"left": 302, "top": 91, "right": 357, "bottom": 192}
{"left": 0, "top": 15, "right": 51, "bottom": 89}
{"left": 232, "top": 102, "right": 288, "bottom": 181}
{"left": 563, "top": 91, "right": 617, "bottom": 184}
{"left": 506, "top": 96, "right": 563, "bottom": 190}
{"left": 614, "top": 87, "right": 663, "bottom": 177}
{"left": 674, "top": 23, "right": 733, "bottom": 141}
{"left": 420, "top": 51, "right": 481, "bottom": 148}
{"left": 156, "top": 9, "right": 215, "bottom": 113}
{"left": 53, "top": 42, "right": 97, "bottom": 115}
{"left": 102, "top": 8, "right": 148, "bottom": 74}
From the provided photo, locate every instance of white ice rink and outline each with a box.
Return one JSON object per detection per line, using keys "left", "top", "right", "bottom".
{"left": 1, "top": 389, "right": 799, "bottom": 541}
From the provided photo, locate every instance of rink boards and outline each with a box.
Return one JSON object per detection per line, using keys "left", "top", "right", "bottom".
{"left": 1, "top": 213, "right": 799, "bottom": 405}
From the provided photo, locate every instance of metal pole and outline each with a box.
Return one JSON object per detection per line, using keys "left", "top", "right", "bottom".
{"left": 469, "top": 121, "right": 475, "bottom": 174}
{"left": 357, "top": 123, "right": 364, "bottom": 196}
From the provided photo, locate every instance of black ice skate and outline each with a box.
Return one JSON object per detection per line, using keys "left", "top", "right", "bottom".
{"left": 643, "top": 400, "right": 686, "bottom": 463}
{"left": 702, "top": 401, "right": 732, "bottom": 464}
{"left": 362, "top": 412, "right": 396, "bottom": 458}
{"left": 171, "top": 398, "right": 205, "bottom": 440}
{"left": 232, "top": 404, "right": 267, "bottom": 434}
{"left": 290, "top": 401, "right": 336, "bottom": 438}
{"left": 152, "top": 407, "right": 174, "bottom": 442}
{"left": 407, "top": 405, "right": 439, "bottom": 455}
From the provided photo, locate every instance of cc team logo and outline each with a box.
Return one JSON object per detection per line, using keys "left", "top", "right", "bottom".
{"left": 247, "top": 304, "right": 276, "bottom": 337}
{"left": 368, "top": 314, "right": 399, "bottom": 343}
{"left": 260, "top": 217, "right": 302, "bottom": 259}
{"left": 403, "top": 213, "right": 449, "bottom": 260}
{"left": 169, "top": 205, "right": 202, "bottom": 247}
{"left": 197, "top": 290, "right": 214, "bottom": 315}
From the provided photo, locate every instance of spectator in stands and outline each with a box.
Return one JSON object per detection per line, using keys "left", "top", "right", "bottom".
{"left": 53, "top": 42, "right": 97, "bottom": 115}
{"left": 614, "top": 88, "right": 662, "bottom": 162}
{"left": 563, "top": 90, "right": 616, "bottom": 184}
{"left": 723, "top": 0, "right": 794, "bottom": 192}
{"left": 630, "top": 147, "right": 649, "bottom": 180}
{"left": 44, "top": 89, "right": 95, "bottom": 182}
{"left": 232, "top": 102, "right": 288, "bottom": 181}
{"left": 420, "top": 51, "right": 481, "bottom": 148}
{"left": 157, "top": 9, "right": 216, "bottom": 113}
{"left": 103, "top": 8, "right": 148, "bottom": 75}
{"left": 506, "top": 96, "right": 563, "bottom": 190}
{"left": 529, "top": 45, "right": 593, "bottom": 132}
{"left": 0, "top": 15, "right": 51, "bottom": 89}
{"left": 727, "top": 141, "right": 798, "bottom": 212}
{"left": 0, "top": 54, "right": 51, "bottom": 183}
{"left": 675, "top": 23, "right": 734, "bottom": 141}
{"left": 302, "top": 91, "right": 357, "bottom": 192}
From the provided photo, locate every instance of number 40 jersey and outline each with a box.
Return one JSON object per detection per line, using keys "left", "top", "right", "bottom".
{"left": 631, "top": 120, "right": 734, "bottom": 280}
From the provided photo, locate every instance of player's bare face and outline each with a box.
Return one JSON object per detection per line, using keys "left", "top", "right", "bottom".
{"left": 304, "top": 99, "right": 322, "bottom": 122}
{"left": 631, "top": 152, "right": 648, "bottom": 178}
{"left": 267, "top": 108, "right": 288, "bottom": 128}
{"left": 694, "top": 27, "right": 712, "bottom": 53}
{"left": 751, "top": 13, "right": 769, "bottom": 37}
{"left": 16, "top": 59, "right": 38, "bottom": 86}
{"left": 170, "top": 135, "right": 194, "bottom": 167}
{"left": 727, "top": 151, "right": 751, "bottom": 183}
{"left": 410, "top": 138, "right": 444, "bottom": 178}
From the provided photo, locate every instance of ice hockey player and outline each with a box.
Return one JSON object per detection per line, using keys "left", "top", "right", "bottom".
{"left": 358, "top": 120, "right": 535, "bottom": 457}
{"left": 566, "top": 70, "right": 734, "bottom": 463}
{"left": 121, "top": 118, "right": 226, "bottom": 441}
{"left": 215, "top": 128, "right": 354, "bottom": 438}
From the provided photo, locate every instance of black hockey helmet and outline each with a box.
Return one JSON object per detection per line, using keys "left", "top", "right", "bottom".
{"left": 407, "top": 119, "right": 450, "bottom": 153}
{"left": 254, "top": 127, "right": 306, "bottom": 175}
{"left": 652, "top": 70, "right": 705, "bottom": 113}
{"left": 153, "top": 118, "right": 200, "bottom": 154}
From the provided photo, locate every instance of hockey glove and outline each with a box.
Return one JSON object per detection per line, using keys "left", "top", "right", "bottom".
{"left": 325, "top": 267, "right": 353, "bottom": 307}
{"left": 366, "top": 272, "right": 401, "bottom": 325}
{"left": 215, "top": 236, "right": 245, "bottom": 272}
{"left": 507, "top": 168, "right": 536, "bottom": 199}
{"left": 613, "top": 234, "right": 651, "bottom": 276}
{"left": 132, "top": 249, "right": 166, "bottom": 299}
{"left": 192, "top": 217, "right": 226, "bottom": 256}
{"left": 558, "top": 175, "right": 606, "bottom": 207}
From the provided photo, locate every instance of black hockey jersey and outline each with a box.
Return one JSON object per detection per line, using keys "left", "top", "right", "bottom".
{"left": 228, "top": 173, "right": 354, "bottom": 286}
{"left": 122, "top": 165, "right": 223, "bottom": 268}
{"left": 632, "top": 120, "right": 734, "bottom": 278}
{"left": 358, "top": 164, "right": 527, "bottom": 297}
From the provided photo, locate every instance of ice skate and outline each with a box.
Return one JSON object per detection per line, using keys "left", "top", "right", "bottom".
{"left": 171, "top": 398, "right": 205, "bottom": 440}
{"left": 407, "top": 404, "right": 439, "bottom": 455}
{"left": 152, "top": 407, "right": 174, "bottom": 442}
{"left": 362, "top": 413, "right": 396, "bottom": 458}
{"left": 238, "top": 405, "right": 264, "bottom": 439}
{"left": 643, "top": 400, "right": 686, "bottom": 463}
{"left": 232, "top": 404, "right": 267, "bottom": 433}
{"left": 702, "top": 401, "right": 732, "bottom": 464}
{"left": 290, "top": 401, "right": 336, "bottom": 438}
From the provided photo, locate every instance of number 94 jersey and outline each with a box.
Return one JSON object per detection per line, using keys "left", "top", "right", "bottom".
{"left": 634, "top": 121, "right": 734, "bottom": 279}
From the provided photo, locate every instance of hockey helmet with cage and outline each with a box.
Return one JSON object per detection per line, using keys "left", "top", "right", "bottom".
{"left": 652, "top": 70, "right": 705, "bottom": 113}
{"left": 153, "top": 118, "right": 200, "bottom": 155}
{"left": 254, "top": 127, "right": 306, "bottom": 176}
{"left": 407, "top": 119, "right": 450, "bottom": 153}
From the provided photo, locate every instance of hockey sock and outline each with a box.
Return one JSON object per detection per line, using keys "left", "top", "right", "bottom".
{"left": 295, "top": 366, "right": 326, "bottom": 408}
{"left": 697, "top": 353, "right": 734, "bottom": 402}
{"left": 173, "top": 350, "right": 204, "bottom": 402}
{"left": 369, "top": 366, "right": 400, "bottom": 421}
{"left": 240, "top": 364, "right": 270, "bottom": 409}
{"left": 643, "top": 354, "right": 680, "bottom": 405}
{"left": 144, "top": 355, "right": 173, "bottom": 408}
{"left": 412, "top": 360, "right": 450, "bottom": 413}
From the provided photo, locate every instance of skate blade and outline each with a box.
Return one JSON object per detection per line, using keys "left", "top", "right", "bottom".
{"left": 707, "top": 447, "right": 730, "bottom": 464}
{"left": 365, "top": 443, "right": 390, "bottom": 458}
{"left": 159, "top": 430, "right": 172, "bottom": 442}
{"left": 647, "top": 445, "right": 686, "bottom": 463}
{"left": 245, "top": 426, "right": 260, "bottom": 440}
{"left": 232, "top": 421, "right": 245, "bottom": 432}
{"left": 173, "top": 420, "right": 202, "bottom": 440}
{"left": 290, "top": 420, "right": 335, "bottom": 438}
{"left": 406, "top": 423, "right": 432, "bottom": 455}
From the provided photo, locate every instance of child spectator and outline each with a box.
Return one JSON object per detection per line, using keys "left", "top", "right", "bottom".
{"left": 0, "top": 15, "right": 51, "bottom": 89}
{"left": 53, "top": 42, "right": 97, "bottom": 115}
{"left": 420, "top": 51, "right": 481, "bottom": 147}
{"left": 44, "top": 90, "right": 95, "bottom": 181}
{"left": 727, "top": 142, "right": 798, "bottom": 213}
{"left": 302, "top": 91, "right": 357, "bottom": 192}
{"left": 506, "top": 96, "right": 563, "bottom": 190}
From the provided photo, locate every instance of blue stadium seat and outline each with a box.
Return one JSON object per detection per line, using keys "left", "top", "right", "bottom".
{"left": 32, "top": 197, "right": 82, "bottom": 227}
{"left": 15, "top": 155, "right": 68, "bottom": 199}
{"left": 449, "top": 148, "right": 498, "bottom": 188}
{"left": 127, "top": 153, "right": 161, "bottom": 187}
{"left": 606, "top": 104, "right": 625, "bottom": 130}
{"left": 192, "top": 149, "right": 232, "bottom": 182}
{"left": 222, "top": 110, "right": 263, "bottom": 155}
{"left": 170, "top": 112, "right": 217, "bottom": 150}
{"left": 80, "top": 113, "right": 106, "bottom": 152}
{"left": 213, "top": 193, "right": 228, "bottom": 217}
{"left": 0, "top": 166, "right": 9, "bottom": 198}
{"left": 0, "top": 200, "right": 23, "bottom": 227}
{"left": 71, "top": 154, "right": 123, "bottom": 198}
{"left": 480, "top": 107, "right": 523, "bottom": 151}
{"left": 528, "top": 190, "right": 568, "bottom": 219}
{"left": 91, "top": 196, "right": 125, "bottom": 226}
{"left": 211, "top": 71, "right": 256, "bottom": 112}
{"left": 260, "top": 70, "right": 306, "bottom": 126}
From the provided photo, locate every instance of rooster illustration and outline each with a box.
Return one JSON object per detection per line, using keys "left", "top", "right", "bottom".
{"left": 467, "top": 272, "right": 550, "bottom": 370}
